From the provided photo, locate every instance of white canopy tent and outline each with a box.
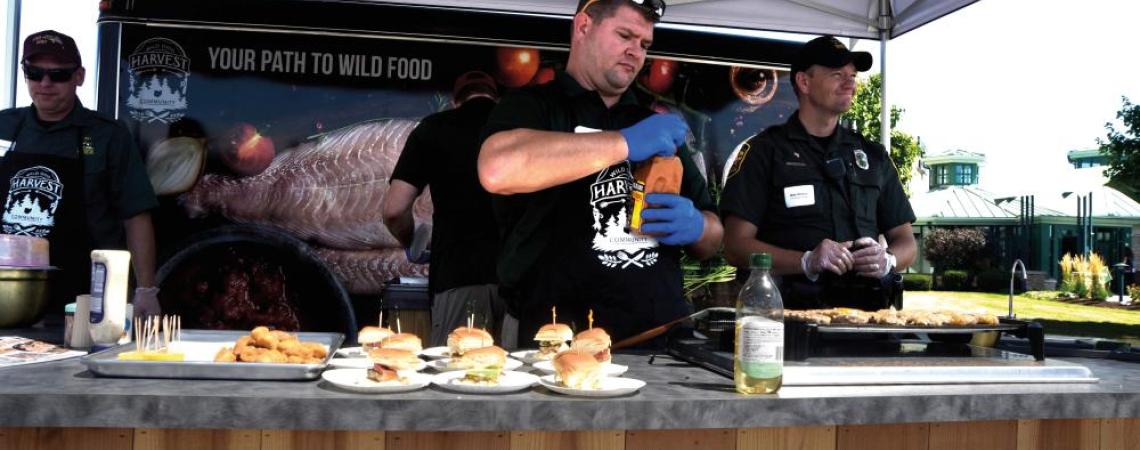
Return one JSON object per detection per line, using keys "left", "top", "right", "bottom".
{"left": 360, "top": 0, "right": 981, "bottom": 149}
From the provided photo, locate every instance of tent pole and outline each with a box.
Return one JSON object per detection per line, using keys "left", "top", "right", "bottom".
{"left": 4, "top": 0, "right": 20, "bottom": 109}
{"left": 879, "top": 29, "right": 889, "bottom": 150}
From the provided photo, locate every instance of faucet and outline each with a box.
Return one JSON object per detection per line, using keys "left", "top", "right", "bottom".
{"left": 1009, "top": 259, "right": 1028, "bottom": 318}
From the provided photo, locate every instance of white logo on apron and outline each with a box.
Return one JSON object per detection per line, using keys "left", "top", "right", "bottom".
{"left": 590, "top": 163, "right": 659, "bottom": 269}
{"left": 2, "top": 166, "right": 63, "bottom": 237}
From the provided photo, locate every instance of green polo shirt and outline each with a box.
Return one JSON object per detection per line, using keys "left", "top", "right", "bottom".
{"left": 0, "top": 102, "right": 158, "bottom": 248}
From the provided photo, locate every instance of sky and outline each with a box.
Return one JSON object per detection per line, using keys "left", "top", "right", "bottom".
{"left": 4, "top": 0, "right": 1139, "bottom": 197}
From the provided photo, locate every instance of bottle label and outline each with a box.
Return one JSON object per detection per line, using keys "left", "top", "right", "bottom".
{"left": 89, "top": 262, "right": 107, "bottom": 323}
{"left": 739, "top": 316, "right": 783, "bottom": 379}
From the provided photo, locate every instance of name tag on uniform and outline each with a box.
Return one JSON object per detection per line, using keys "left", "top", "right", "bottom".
{"left": 0, "top": 139, "right": 12, "bottom": 157}
{"left": 574, "top": 126, "right": 602, "bottom": 134}
{"left": 784, "top": 184, "right": 815, "bottom": 208}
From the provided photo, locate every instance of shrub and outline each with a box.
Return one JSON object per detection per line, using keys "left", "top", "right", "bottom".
{"left": 1129, "top": 284, "right": 1140, "bottom": 301}
{"left": 903, "top": 273, "right": 932, "bottom": 291}
{"left": 1058, "top": 252, "right": 1112, "bottom": 299}
{"left": 975, "top": 268, "right": 1008, "bottom": 293}
{"left": 923, "top": 227, "right": 986, "bottom": 271}
{"left": 940, "top": 270, "right": 969, "bottom": 291}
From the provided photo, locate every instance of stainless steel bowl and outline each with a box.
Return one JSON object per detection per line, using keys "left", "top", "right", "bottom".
{"left": 0, "top": 268, "right": 53, "bottom": 328}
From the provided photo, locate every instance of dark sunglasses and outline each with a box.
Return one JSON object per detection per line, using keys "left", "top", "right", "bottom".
{"left": 22, "top": 65, "right": 78, "bottom": 83}
{"left": 580, "top": 0, "right": 666, "bottom": 19}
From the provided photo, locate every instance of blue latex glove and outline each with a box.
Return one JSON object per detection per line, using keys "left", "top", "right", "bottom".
{"left": 639, "top": 193, "right": 705, "bottom": 246}
{"left": 618, "top": 113, "right": 689, "bottom": 162}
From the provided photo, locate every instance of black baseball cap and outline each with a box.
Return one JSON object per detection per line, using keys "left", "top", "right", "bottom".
{"left": 22, "top": 30, "right": 81, "bottom": 66}
{"left": 790, "top": 36, "right": 871, "bottom": 77}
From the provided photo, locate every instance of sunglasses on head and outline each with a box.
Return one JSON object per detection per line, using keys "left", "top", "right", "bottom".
{"left": 579, "top": 0, "right": 666, "bottom": 19}
{"left": 22, "top": 65, "right": 78, "bottom": 83}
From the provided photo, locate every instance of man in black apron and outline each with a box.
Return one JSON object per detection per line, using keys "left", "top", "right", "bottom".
{"left": 0, "top": 30, "right": 160, "bottom": 316}
{"left": 720, "top": 36, "right": 917, "bottom": 311}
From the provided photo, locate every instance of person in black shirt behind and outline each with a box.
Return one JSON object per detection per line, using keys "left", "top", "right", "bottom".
{"left": 720, "top": 36, "right": 917, "bottom": 311}
{"left": 383, "top": 71, "right": 515, "bottom": 348}
{"left": 478, "top": 0, "right": 723, "bottom": 345}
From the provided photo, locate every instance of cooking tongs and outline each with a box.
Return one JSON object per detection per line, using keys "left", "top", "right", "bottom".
{"left": 613, "top": 307, "right": 734, "bottom": 349}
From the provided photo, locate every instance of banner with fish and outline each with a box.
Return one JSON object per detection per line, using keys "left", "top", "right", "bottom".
{"left": 114, "top": 24, "right": 797, "bottom": 330}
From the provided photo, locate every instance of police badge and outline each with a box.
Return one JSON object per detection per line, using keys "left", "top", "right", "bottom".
{"left": 853, "top": 149, "right": 869, "bottom": 170}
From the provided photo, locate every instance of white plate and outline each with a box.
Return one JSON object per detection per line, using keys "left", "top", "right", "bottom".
{"left": 321, "top": 369, "right": 431, "bottom": 394}
{"left": 531, "top": 360, "right": 628, "bottom": 377}
{"left": 426, "top": 357, "right": 523, "bottom": 372}
{"left": 420, "top": 346, "right": 452, "bottom": 360}
{"left": 537, "top": 375, "right": 646, "bottom": 397}
{"left": 336, "top": 346, "right": 366, "bottom": 358}
{"left": 430, "top": 370, "right": 539, "bottom": 394}
{"left": 328, "top": 358, "right": 426, "bottom": 371}
{"left": 509, "top": 350, "right": 553, "bottom": 364}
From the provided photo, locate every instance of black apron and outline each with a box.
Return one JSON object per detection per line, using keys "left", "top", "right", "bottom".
{"left": 0, "top": 120, "right": 94, "bottom": 311}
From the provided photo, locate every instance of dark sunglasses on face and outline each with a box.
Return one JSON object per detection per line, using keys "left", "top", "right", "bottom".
{"left": 22, "top": 65, "right": 78, "bottom": 83}
{"left": 580, "top": 0, "right": 666, "bottom": 19}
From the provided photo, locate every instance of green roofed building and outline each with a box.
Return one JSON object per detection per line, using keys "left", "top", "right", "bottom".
{"left": 907, "top": 148, "right": 1138, "bottom": 284}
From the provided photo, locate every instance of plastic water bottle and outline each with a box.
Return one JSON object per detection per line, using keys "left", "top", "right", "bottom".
{"left": 734, "top": 252, "right": 784, "bottom": 394}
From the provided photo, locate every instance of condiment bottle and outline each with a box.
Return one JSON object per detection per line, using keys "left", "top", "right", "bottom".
{"left": 734, "top": 252, "right": 784, "bottom": 394}
{"left": 629, "top": 155, "right": 683, "bottom": 234}
{"left": 89, "top": 250, "right": 131, "bottom": 346}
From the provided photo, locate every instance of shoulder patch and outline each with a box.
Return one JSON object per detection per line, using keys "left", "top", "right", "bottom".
{"left": 726, "top": 141, "right": 751, "bottom": 180}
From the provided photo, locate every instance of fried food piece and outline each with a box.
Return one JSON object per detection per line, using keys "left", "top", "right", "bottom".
{"left": 233, "top": 335, "right": 253, "bottom": 355}
{"left": 869, "top": 310, "right": 907, "bottom": 326}
{"left": 784, "top": 310, "right": 833, "bottom": 324}
{"left": 971, "top": 313, "right": 999, "bottom": 325}
{"left": 255, "top": 350, "right": 288, "bottom": 363}
{"left": 831, "top": 312, "right": 871, "bottom": 324}
{"left": 239, "top": 345, "right": 267, "bottom": 362}
{"left": 302, "top": 342, "right": 328, "bottom": 359}
{"left": 946, "top": 312, "right": 978, "bottom": 326}
{"left": 277, "top": 339, "right": 304, "bottom": 357}
{"left": 214, "top": 347, "right": 237, "bottom": 362}
{"left": 251, "top": 326, "right": 279, "bottom": 349}
{"left": 271, "top": 330, "right": 296, "bottom": 342}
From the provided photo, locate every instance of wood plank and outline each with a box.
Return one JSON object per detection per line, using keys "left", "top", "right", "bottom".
{"left": 837, "top": 423, "right": 928, "bottom": 450}
{"left": 134, "top": 428, "right": 260, "bottom": 450}
{"left": 1100, "top": 418, "right": 1140, "bottom": 450}
{"left": 385, "top": 309, "right": 431, "bottom": 341}
{"left": 510, "top": 431, "right": 624, "bottom": 450}
{"left": 387, "top": 431, "right": 508, "bottom": 450}
{"left": 737, "top": 426, "right": 836, "bottom": 450}
{"left": 626, "top": 429, "right": 736, "bottom": 450}
{"left": 1017, "top": 419, "right": 1099, "bottom": 450}
{"left": 0, "top": 428, "right": 38, "bottom": 450}
{"left": 35, "top": 428, "right": 133, "bottom": 450}
{"left": 929, "top": 421, "right": 1017, "bottom": 450}
{"left": 261, "top": 430, "right": 385, "bottom": 450}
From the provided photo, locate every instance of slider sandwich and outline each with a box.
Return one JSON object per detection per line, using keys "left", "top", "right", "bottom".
{"left": 553, "top": 349, "right": 602, "bottom": 390}
{"left": 366, "top": 348, "right": 421, "bottom": 383}
{"left": 448, "top": 326, "right": 494, "bottom": 357}
{"left": 357, "top": 326, "right": 395, "bottom": 352}
{"left": 455, "top": 345, "right": 507, "bottom": 385}
{"left": 571, "top": 327, "right": 612, "bottom": 364}
{"left": 533, "top": 323, "right": 573, "bottom": 360}
{"left": 381, "top": 333, "right": 424, "bottom": 353}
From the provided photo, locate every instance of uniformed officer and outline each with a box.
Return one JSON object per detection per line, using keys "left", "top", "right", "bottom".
{"left": 0, "top": 30, "right": 160, "bottom": 316}
{"left": 478, "top": 0, "right": 724, "bottom": 344}
{"left": 720, "top": 36, "right": 917, "bottom": 310}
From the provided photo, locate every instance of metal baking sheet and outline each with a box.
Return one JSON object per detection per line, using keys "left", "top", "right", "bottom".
{"left": 810, "top": 323, "right": 1022, "bottom": 334}
{"left": 82, "top": 330, "right": 343, "bottom": 380}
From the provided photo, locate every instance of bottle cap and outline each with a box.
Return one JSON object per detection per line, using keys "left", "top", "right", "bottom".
{"left": 64, "top": 303, "right": 76, "bottom": 314}
{"left": 749, "top": 253, "right": 771, "bottom": 269}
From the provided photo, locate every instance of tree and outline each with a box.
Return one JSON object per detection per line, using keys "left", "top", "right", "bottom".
{"left": 842, "top": 73, "right": 925, "bottom": 195}
{"left": 1099, "top": 96, "right": 1140, "bottom": 201}
{"left": 923, "top": 227, "right": 986, "bottom": 272}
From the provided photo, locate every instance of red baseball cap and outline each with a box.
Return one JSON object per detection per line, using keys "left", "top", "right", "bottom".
{"left": 23, "top": 30, "right": 82, "bottom": 66}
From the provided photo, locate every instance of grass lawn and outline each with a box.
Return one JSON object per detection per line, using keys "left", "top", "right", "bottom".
{"left": 904, "top": 291, "right": 1140, "bottom": 345}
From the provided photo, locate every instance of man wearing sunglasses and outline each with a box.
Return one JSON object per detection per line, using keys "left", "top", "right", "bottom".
{"left": 0, "top": 30, "right": 160, "bottom": 318}
{"left": 478, "top": 0, "right": 723, "bottom": 346}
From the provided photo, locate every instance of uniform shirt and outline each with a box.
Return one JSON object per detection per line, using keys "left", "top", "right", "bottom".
{"left": 0, "top": 102, "right": 158, "bottom": 248}
{"left": 481, "top": 71, "right": 714, "bottom": 342}
{"left": 720, "top": 111, "right": 915, "bottom": 253}
{"left": 390, "top": 97, "right": 499, "bottom": 294}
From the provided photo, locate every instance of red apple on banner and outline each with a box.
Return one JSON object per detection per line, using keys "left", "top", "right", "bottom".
{"left": 640, "top": 58, "right": 678, "bottom": 95}
{"left": 221, "top": 123, "right": 276, "bottom": 177}
{"left": 530, "top": 67, "right": 555, "bottom": 85}
{"left": 496, "top": 47, "right": 540, "bottom": 88}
